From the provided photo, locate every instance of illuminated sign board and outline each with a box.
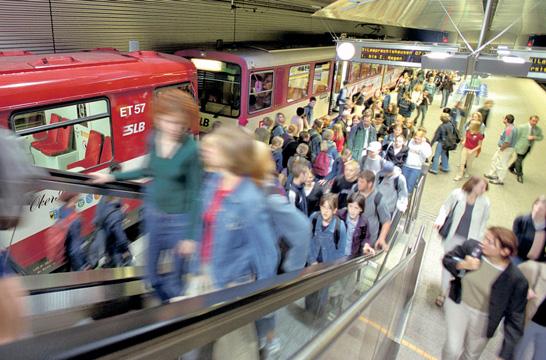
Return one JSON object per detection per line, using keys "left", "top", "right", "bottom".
{"left": 360, "top": 47, "right": 429, "bottom": 67}
{"left": 529, "top": 57, "right": 546, "bottom": 79}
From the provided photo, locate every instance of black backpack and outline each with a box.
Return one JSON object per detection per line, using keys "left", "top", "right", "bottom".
{"left": 443, "top": 123, "right": 460, "bottom": 151}
{"left": 311, "top": 215, "right": 341, "bottom": 249}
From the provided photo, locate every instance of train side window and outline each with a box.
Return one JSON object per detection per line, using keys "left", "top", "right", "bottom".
{"left": 287, "top": 64, "right": 310, "bottom": 102}
{"left": 313, "top": 62, "right": 330, "bottom": 94}
{"left": 350, "top": 63, "right": 362, "bottom": 82}
{"left": 249, "top": 71, "right": 274, "bottom": 113}
{"left": 10, "top": 98, "right": 113, "bottom": 173}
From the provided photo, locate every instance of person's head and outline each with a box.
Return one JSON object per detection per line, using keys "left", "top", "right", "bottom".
{"left": 423, "top": 89, "right": 429, "bottom": 97}
{"left": 270, "top": 136, "right": 284, "bottom": 150}
{"left": 299, "top": 130, "right": 310, "bottom": 143}
{"left": 529, "top": 115, "right": 540, "bottom": 127}
{"left": 362, "top": 110, "right": 372, "bottom": 127}
{"left": 503, "top": 114, "right": 515, "bottom": 125}
{"left": 287, "top": 124, "right": 298, "bottom": 137}
{"left": 394, "top": 134, "right": 406, "bottom": 148}
{"left": 393, "top": 124, "right": 403, "bottom": 137}
{"left": 319, "top": 140, "right": 329, "bottom": 152}
{"left": 440, "top": 113, "right": 451, "bottom": 124}
{"left": 352, "top": 114, "right": 361, "bottom": 126}
{"left": 442, "top": 107, "right": 451, "bottom": 115}
{"left": 319, "top": 193, "right": 338, "bottom": 222}
{"left": 312, "top": 119, "right": 323, "bottom": 132}
{"left": 471, "top": 112, "right": 483, "bottom": 123}
{"left": 296, "top": 107, "right": 305, "bottom": 117}
{"left": 254, "top": 127, "right": 270, "bottom": 144}
{"left": 357, "top": 170, "right": 375, "bottom": 192}
{"left": 304, "top": 168, "right": 315, "bottom": 186}
{"left": 374, "top": 114, "right": 384, "bottom": 125}
{"left": 427, "top": 76, "right": 434, "bottom": 83}
{"left": 309, "top": 96, "right": 317, "bottom": 107}
{"left": 380, "top": 161, "right": 395, "bottom": 176}
{"left": 322, "top": 129, "right": 334, "bottom": 141}
{"left": 296, "top": 143, "right": 309, "bottom": 157}
{"left": 251, "top": 140, "right": 276, "bottom": 186}
{"left": 468, "top": 120, "right": 481, "bottom": 133}
{"left": 414, "top": 83, "right": 423, "bottom": 92}
{"left": 462, "top": 176, "right": 488, "bottom": 196}
{"left": 333, "top": 123, "right": 344, "bottom": 137}
{"left": 482, "top": 227, "right": 518, "bottom": 260}
{"left": 341, "top": 148, "right": 352, "bottom": 162}
{"left": 347, "top": 192, "right": 366, "bottom": 220}
{"left": 201, "top": 124, "right": 255, "bottom": 177}
{"left": 404, "top": 117, "right": 414, "bottom": 128}
{"left": 531, "top": 195, "right": 546, "bottom": 220}
{"left": 262, "top": 116, "right": 274, "bottom": 128}
{"left": 275, "top": 112, "right": 286, "bottom": 125}
{"left": 395, "top": 115, "right": 405, "bottom": 126}
{"left": 412, "top": 130, "right": 426, "bottom": 145}
{"left": 108, "top": 162, "right": 122, "bottom": 173}
{"left": 483, "top": 99, "right": 494, "bottom": 109}
{"left": 367, "top": 141, "right": 382, "bottom": 158}
{"left": 292, "top": 162, "right": 309, "bottom": 185}
{"left": 342, "top": 160, "right": 359, "bottom": 181}
{"left": 154, "top": 88, "right": 199, "bottom": 140}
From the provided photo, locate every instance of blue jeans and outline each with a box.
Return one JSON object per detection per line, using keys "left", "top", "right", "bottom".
{"left": 431, "top": 142, "right": 449, "bottom": 172}
{"left": 441, "top": 89, "right": 451, "bottom": 108}
{"left": 144, "top": 204, "right": 190, "bottom": 302}
{"left": 402, "top": 166, "right": 421, "bottom": 193}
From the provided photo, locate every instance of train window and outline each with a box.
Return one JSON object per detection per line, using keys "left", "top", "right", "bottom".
{"left": 249, "top": 71, "right": 274, "bottom": 113}
{"left": 11, "top": 98, "right": 112, "bottom": 173}
{"left": 194, "top": 60, "right": 241, "bottom": 118}
{"left": 313, "top": 62, "right": 330, "bottom": 94}
{"left": 350, "top": 63, "right": 362, "bottom": 82}
{"left": 287, "top": 64, "right": 310, "bottom": 102}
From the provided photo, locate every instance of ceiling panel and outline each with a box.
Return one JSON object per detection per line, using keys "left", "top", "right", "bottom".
{"left": 313, "top": 0, "right": 485, "bottom": 33}
{"left": 490, "top": 0, "right": 546, "bottom": 35}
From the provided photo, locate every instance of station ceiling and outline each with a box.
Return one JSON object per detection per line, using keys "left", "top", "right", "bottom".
{"left": 308, "top": 0, "right": 545, "bottom": 37}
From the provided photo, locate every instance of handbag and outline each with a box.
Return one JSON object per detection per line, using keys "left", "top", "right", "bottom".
{"left": 439, "top": 201, "right": 458, "bottom": 240}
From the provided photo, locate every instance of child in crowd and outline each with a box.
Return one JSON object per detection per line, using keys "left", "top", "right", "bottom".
{"left": 287, "top": 143, "right": 311, "bottom": 176}
{"left": 337, "top": 192, "right": 373, "bottom": 257}
{"left": 298, "top": 131, "right": 311, "bottom": 148}
{"left": 270, "top": 136, "right": 284, "bottom": 174}
{"left": 330, "top": 159, "right": 360, "bottom": 209}
{"left": 326, "top": 148, "right": 352, "bottom": 181}
{"left": 313, "top": 140, "right": 333, "bottom": 180}
{"left": 287, "top": 162, "right": 310, "bottom": 215}
{"left": 383, "top": 134, "right": 408, "bottom": 169}
{"left": 261, "top": 116, "right": 274, "bottom": 131}
{"left": 404, "top": 117, "right": 416, "bottom": 140}
{"left": 291, "top": 107, "right": 308, "bottom": 135}
{"left": 454, "top": 121, "right": 484, "bottom": 181}
{"left": 304, "top": 168, "right": 324, "bottom": 215}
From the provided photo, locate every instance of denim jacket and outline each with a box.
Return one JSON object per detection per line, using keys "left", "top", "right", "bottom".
{"left": 194, "top": 174, "right": 279, "bottom": 289}
{"left": 307, "top": 212, "right": 347, "bottom": 264}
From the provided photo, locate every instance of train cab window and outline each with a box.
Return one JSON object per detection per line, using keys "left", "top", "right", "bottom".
{"left": 249, "top": 71, "right": 274, "bottom": 113}
{"left": 155, "top": 82, "right": 196, "bottom": 99}
{"left": 313, "top": 62, "right": 330, "bottom": 94}
{"left": 287, "top": 64, "right": 310, "bottom": 102}
{"left": 11, "top": 98, "right": 112, "bottom": 173}
{"left": 193, "top": 59, "right": 241, "bottom": 118}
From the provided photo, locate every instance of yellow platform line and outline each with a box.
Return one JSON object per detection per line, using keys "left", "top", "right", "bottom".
{"left": 358, "top": 316, "right": 438, "bottom": 360}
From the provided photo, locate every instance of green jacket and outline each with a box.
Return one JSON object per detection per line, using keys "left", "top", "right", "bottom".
{"left": 514, "top": 124, "right": 543, "bottom": 155}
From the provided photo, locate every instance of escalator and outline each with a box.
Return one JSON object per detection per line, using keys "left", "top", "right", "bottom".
{"left": 0, "top": 168, "right": 429, "bottom": 359}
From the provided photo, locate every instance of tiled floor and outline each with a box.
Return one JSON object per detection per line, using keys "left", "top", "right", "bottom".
{"left": 400, "top": 76, "right": 546, "bottom": 360}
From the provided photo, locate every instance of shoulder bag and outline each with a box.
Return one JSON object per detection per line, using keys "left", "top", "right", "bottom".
{"left": 439, "top": 200, "right": 458, "bottom": 240}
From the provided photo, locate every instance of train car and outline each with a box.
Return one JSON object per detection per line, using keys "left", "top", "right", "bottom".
{"left": 0, "top": 49, "right": 197, "bottom": 274}
{"left": 176, "top": 46, "right": 404, "bottom": 132}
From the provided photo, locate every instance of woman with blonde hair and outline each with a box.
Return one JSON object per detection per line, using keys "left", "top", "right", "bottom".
{"left": 332, "top": 123, "right": 345, "bottom": 153}
{"left": 92, "top": 88, "right": 202, "bottom": 302}
{"left": 454, "top": 120, "right": 484, "bottom": 181}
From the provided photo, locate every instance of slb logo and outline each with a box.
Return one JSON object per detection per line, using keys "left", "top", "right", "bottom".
{"left": 123, "top": 122, "right": 145, "bottom": 136}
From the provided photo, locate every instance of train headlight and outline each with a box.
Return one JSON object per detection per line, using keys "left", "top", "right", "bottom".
{"left": 337, "top": 42, "right": 356, "bottom": 61}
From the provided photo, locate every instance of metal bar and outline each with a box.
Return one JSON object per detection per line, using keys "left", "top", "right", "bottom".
{"left": 436, "top": 0, "right": 474, "bottom": 52}
{"left": 477, "top": 0, "right": 495, "bottom": 51}
{"left": 293, "top": 236, "right": 426, "bottom": 360}
{"left": 16, "top": 112, "right": 110, "bottom": 136}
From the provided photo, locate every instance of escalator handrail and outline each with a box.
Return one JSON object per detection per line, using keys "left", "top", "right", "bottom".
{"left": 0, "top": 250, "right": 385, "bottom": 359}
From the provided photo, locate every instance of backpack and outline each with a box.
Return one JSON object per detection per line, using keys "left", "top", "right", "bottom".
{"left": 378, "top": 174, "right": 400, "bottom": 193}
{"left": 443, "top": 123, "right": 460, "bottom": 151}
{"left": 45, "top": 211, "right": 79, "bottom": 265}
{"left": 309, "top": 132, "right": 321, "bottom": 159}
{"left": 311, "top": 215, "right": 342, "bottom": 249}
{"left": 313, "top": 151, "right": 332, "bottom": 177}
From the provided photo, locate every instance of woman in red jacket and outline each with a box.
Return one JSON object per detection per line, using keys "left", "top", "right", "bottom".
{"left": 332, "top": 123, "right": 345, "bottom": 153}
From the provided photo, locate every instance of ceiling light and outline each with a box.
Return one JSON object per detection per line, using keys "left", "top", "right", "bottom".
{"left": 191, "top": 58, "right": 224, "bottom": 72}
{"left": 337, "top": 42, "right": 356, "bottom": 61}
{"left": 424, "top": 52, "right": 452, "bottom": 59}
{"left": 497, "top": 49, "right": 511, "bottom": 56}
{"left": 501, "top": 56, "right": 525, "bottom": 64}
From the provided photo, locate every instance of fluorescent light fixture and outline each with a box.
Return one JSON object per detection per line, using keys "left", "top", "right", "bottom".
{"left": 191, "top": 58, "right": 224, "bottom": 72}
{"left": 337, "top": 42, "right": 356, "bottom": 61}
{"left": 497, "top": 49, "right": 511, "bottom": 55}
{"left": 501, "top": 55, "right": 525, "bottom": 64}
{"left": 424, "top": 52, "right": 452, "bottom": 60}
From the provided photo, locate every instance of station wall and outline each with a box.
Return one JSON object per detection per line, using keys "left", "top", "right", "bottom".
{"left": 0, "top": 0, "right": 406, "bottom": 54}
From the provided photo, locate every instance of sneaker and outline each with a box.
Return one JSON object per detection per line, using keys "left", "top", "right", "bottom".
{"left": 428, "top": 169, "right": 438, "bottom": 175}
{"left": 517, "top": 175, "right": 523, "bottom": 183}
{"left": 453, "top": 176, "right": 462, "bottom": 181}
{"left": 489, "top": 179, "right": 504, "bottom": 185}
{"left": 484, "top": 174, "right": 498, "bottom": 180}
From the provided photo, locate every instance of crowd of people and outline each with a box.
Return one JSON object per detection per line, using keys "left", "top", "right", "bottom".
{"left": 0, "top": 69, "right": 544, "bottom": 360}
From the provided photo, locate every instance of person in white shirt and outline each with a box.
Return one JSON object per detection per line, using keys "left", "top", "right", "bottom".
{"left": 401, "top": 130, "right": 432, "bottom": 192}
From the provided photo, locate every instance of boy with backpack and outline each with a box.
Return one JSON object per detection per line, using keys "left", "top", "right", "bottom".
{"left": 313, "top": 140, "right": 333, "bottom": 180}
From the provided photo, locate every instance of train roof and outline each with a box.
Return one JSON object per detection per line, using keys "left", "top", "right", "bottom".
{"left": 0, "top": 50, "right": 196, "bottom": 110}
{"left": 176, "top": 46, "right": 336, "bottom": 69}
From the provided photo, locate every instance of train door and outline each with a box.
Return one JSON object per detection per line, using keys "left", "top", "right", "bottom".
{"left": 310, "top": 61, "right": 333, "bottom": 120}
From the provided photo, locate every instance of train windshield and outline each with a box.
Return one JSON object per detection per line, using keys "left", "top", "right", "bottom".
{"left": 192, "top": 59, "right": 241, "bottom": 118}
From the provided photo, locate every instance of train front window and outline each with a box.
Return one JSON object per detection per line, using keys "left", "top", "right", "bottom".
{"left": 287, "top": 64, "right": 310, "bottom": 102}
{"left": 313, "top": 62, "right": 330, "bottom": 94}
{"left": 249, "top": 71, "right": 274, "bottom": 113}
{"left": 10, "top": 98, "right": 112, "bottom": 173}
{"left": 193, "top": 59, "right": 241, "bottom": 118}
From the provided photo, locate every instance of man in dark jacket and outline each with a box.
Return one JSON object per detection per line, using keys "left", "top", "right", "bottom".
{"left": 430, "top": 114, "right": 456, "bottom": 174}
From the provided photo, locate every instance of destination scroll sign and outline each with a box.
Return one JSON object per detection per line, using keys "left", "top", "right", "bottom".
{"left": 530, "top": 57, "right": 546, "bottom": 75}
{"left": 360, "top": 47, "right": 429, "bottom": 66}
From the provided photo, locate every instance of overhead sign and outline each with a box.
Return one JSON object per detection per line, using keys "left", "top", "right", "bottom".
{"left": 529, "top": 57, "right": 546, "bottom": 79}
{"left": 336, "top": 40, "right": 458, "bottom": 68}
